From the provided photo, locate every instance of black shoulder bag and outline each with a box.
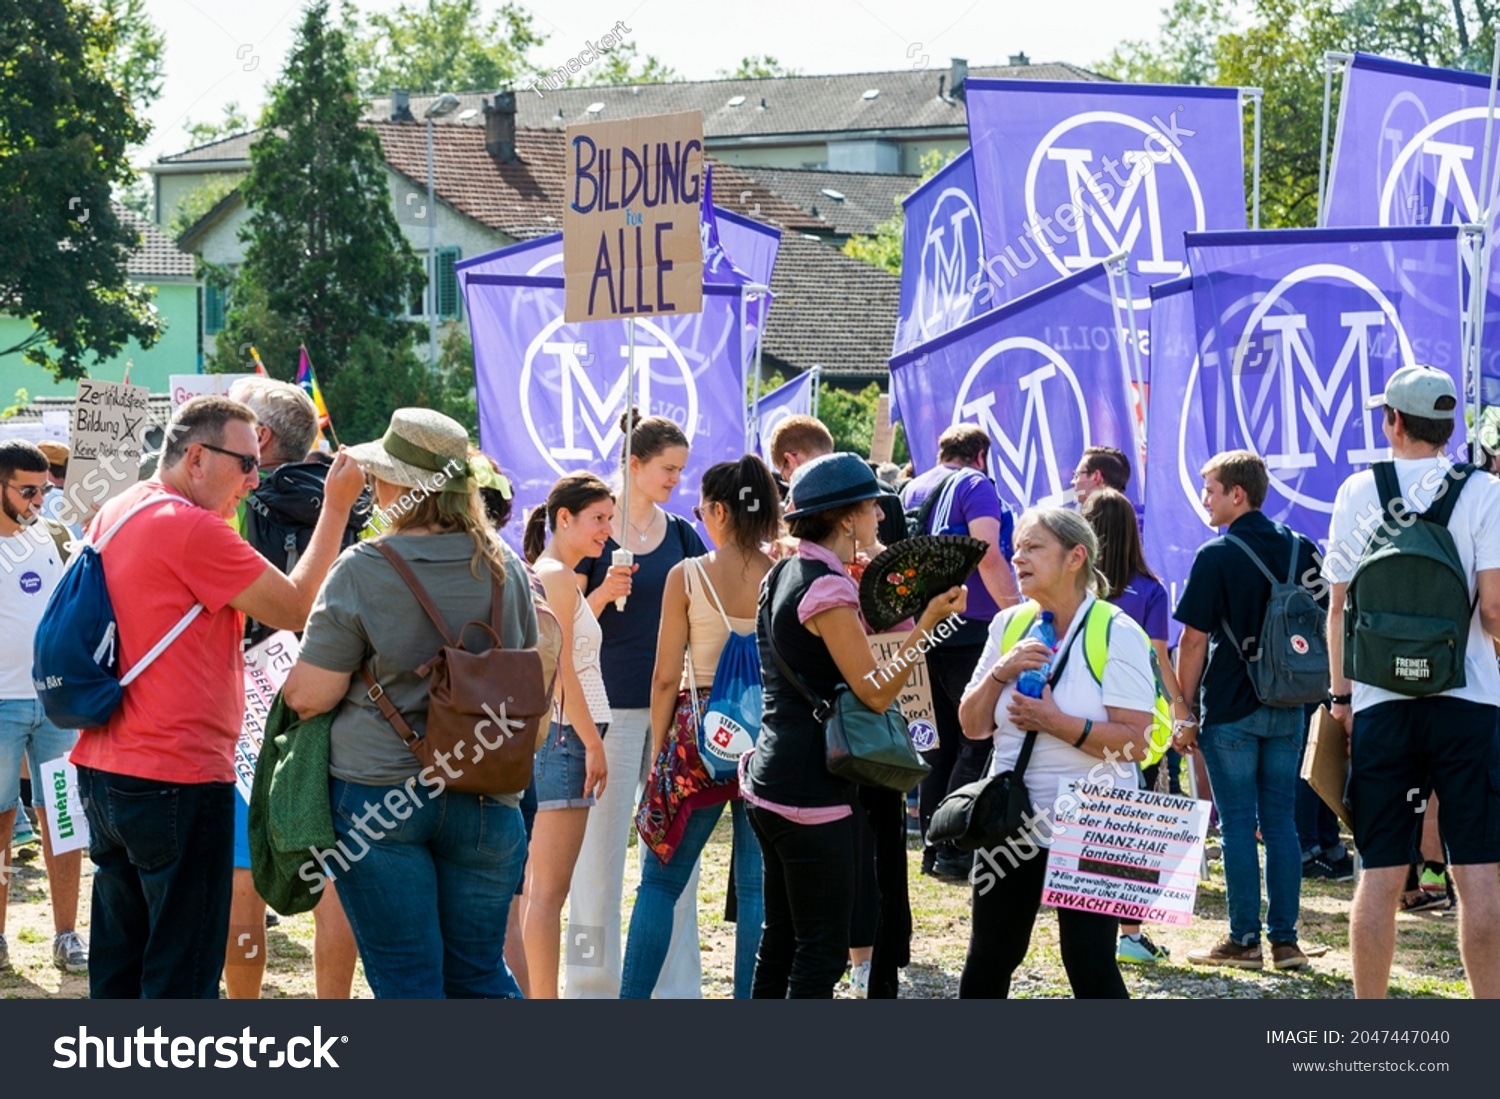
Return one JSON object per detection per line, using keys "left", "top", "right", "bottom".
{"left": 926, "top": 623, "right": 1084, "bottom": 852}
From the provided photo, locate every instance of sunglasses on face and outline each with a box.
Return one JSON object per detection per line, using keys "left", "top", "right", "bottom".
{"left": 199, "top": 443, "right": 260, "bottom": 475}
{"left": 3, "top": 481, "right": 43, "bottom": 500}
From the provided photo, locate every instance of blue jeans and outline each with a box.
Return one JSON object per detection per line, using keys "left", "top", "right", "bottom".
{"left": 621, "top": 798, "right": 763, "bottom": 999}
{"left": 1198, "top": 706, "right": 1304, "bottom": 945}
{"left": 327, "top": 777, "right": 527, "bottom": 998}
{"left": 78, "top": 766, "right": 235, "bottom": 999}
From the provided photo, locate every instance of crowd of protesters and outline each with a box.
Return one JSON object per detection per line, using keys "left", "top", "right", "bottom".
{"left": 2, "top": 361, "right": 1498, "bottom": 1000}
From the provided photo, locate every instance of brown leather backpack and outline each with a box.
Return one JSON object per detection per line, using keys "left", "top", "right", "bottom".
{"left": 360, "top": 541, "right": 551, "bottom": 796}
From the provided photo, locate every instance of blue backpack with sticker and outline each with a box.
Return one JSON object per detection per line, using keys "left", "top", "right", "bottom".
{"left": 683, "top": 558, "right": 762, "bottom": 780}
{"left": 33, "top": 494, "right": 203, "bottom": 729}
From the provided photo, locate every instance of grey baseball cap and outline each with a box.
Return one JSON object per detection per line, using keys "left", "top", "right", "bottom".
{"left": 1365, "top": 364, "right": 1457, "bottom": 419}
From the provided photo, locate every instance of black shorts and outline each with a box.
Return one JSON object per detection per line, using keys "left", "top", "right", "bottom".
{"left": 1349, "top": 697, "right": 1500, "bottom": 869}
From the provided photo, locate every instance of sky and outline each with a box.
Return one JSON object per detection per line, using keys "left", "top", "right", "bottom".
{"left": 137, "top": 0, "right": 1174, "bottom": 164}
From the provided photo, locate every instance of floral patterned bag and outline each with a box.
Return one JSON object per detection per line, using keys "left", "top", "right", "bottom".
{"left": 635, "top": 687, "right": 736, "bottom": 865}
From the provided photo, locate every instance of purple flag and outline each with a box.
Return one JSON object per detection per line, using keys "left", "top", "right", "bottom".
{"left": 1183, "top": 225, "right": 1466, "bottom": 543}
{"left": 755, "top": 370, "right": 816, "bottom": 461}
{"left": 895, "top": 150, "right": 991, "bottom": 356}
{"left": 463, "top": 274, "right": 749, "bottom": 552}
{"left": 964, "top": 80, "right": 1247, "bottom": 308}
{"left": 889, "top": 262, "right": 1141, "bottom": 511}
{"left": 1323, "top": 52, "right": 1500, "bottom": 400}
{"left": 1143, "top": 276, "right": 1215, "bottom": 646}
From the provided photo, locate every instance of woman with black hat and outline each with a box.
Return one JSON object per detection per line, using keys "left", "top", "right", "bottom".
{"left": 744, "top": 453, "right": 966, "bottom": 998}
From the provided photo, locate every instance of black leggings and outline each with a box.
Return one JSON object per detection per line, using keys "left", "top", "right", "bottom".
{"left": 959, "top": 846, "right": 1128, "bottom": 999}
{"left": 749, "top": 805, "right": 855, "bottom": 999}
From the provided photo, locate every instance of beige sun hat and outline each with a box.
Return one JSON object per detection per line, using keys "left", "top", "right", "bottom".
{"left": 346, "top": 408, "right": 472, "bottom": 494}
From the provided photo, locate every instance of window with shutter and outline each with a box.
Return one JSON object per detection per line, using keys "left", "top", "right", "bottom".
{"left": 437, "top": 246, "right": 462, "bottom": 319}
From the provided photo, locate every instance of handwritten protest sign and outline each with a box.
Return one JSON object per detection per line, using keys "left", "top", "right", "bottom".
{"left": 234, "top": 631, "right": 300, "bottom": 806}
{"left": 36, "top": 756, "right": 90, "bottom": 855}
{"left": 1043, "top": 782, "right": 1211, "bottom": 926}
{"left": 867, "top": 630, "right": 939, "bottom": 750}
{"left": 563, "top": 110, "right": 704, "bottom": 323}
{"left": 62, "top": 378, "right": 148, "bottom": 519}
{"left": 170, "top": 373, "right": 256, "bottom": 408}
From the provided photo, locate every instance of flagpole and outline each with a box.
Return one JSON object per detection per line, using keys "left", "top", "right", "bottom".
{"left": 613, "top": 317, "right": 636, "bottom": 613}
{"left": 1105, "top": 253, "right": 1147, "bottom": 465}
{"left": 811, "top": 364, "right": 822, "bottom": 419}
{"left": 1318, "top": 52, "right": 1352, "bottom": 226}
{"left": 1241, "top": 87, "right": 1263, "bottom": 229}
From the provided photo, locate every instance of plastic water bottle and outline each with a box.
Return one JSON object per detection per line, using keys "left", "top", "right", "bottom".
{"left": 1014, "top": 611, "right": 1057, "bottom": 699}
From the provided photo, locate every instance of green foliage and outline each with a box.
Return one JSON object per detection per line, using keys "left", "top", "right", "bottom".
{"left": 170, "top": 174, "right": 242, "bottom": 238}
{"left": 820, "top": 382, "right": 909, "bottom": 465}
{"left": 341, "top": 0, "right": 543, "bottom": 95}
{"left": 841, "top": 149, "right": 954, "bottom": 275}
{"left": 98, "top": 0, "right": 164, "bottom": 113}
{"left": 183, "top": 101, "right": 251, "bottom": 149}
{"left": 1097, "top": 0, "right": 1234, "bottom": 85}
{"left": 718, "top": 55, "right": 800, "bottom": 79}
{"left": 3, "top": 389, "right": 30, "bottom": 418}
{"left": 0, "top": 0, "right": 163, "bottom": 377}
{"left": 211, "top": 1, "right": 424, "bottom": 441}
{"left": 580, "top": 41, "right": 679, "bottom": 85}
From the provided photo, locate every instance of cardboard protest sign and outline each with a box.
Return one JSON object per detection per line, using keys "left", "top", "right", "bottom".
{"left": 867, "top": 631, "right": 938, "bottom": 750}
{"left": 1043, "top": 782, "right": 1211, "bottom": 926}
{"left": 169, "top": 373, "right": 256, "bottom": 408}
{"left": 61, "top": 378, "right": 149, "bottom": 519}
{"left": 37, "top": 756, "right": 90, "bottom": 855}
{"left": 234, "top": 631, "right": 300, "bottom": 806}
{"left": 563, "top": 110, "right": 704, "bottom": 323}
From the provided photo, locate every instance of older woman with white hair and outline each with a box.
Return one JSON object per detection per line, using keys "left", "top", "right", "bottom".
{"left": 956, "top": 506, "right": 1157, "bottom": 999}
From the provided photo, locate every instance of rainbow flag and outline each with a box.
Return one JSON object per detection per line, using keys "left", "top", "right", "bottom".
{"left": 296, "top": 345, "right": 335, "bottom": 448}
{"left": 249, "top": 346, "right": 269, "bottom": 376}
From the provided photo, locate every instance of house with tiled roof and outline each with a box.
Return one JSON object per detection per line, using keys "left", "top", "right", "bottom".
{"left": 0, "top": 207, "right": 199, "bottom": 401}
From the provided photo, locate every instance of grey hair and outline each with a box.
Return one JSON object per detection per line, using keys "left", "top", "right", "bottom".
{"left": 228, "top": 377, "right": 318, "bottom": 465}
{"left": 1017, "top": 506, "right": 1110, "bottom": 598}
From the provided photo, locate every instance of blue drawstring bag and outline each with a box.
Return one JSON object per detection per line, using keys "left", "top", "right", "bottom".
{"left": 684, "top": 560, "right": 762, "bottom": 780}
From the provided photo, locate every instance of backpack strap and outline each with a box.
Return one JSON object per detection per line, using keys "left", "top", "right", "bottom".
{"left": 911, "top": 469, "right": 964, "bottom": 536}
{"left": 1221, "top": 532, "right": 1282, "bottom": 588}
{"left": 999, "top": 601, "right": 1039, "bottom": 654}
{"left": 371, "top": 540, "right": 461, "bottom": 647}
{"left": 1416, "top": 463, "right": 1473, "bottom": 529}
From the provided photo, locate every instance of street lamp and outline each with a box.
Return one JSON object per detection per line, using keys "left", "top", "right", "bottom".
{"left": 425, "top": 93, "right": 461, "bottom": 369}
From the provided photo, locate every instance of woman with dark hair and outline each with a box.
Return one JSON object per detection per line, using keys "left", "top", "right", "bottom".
{"left": 620, "top": 455, "right": 780, "bottom": 999}
{"left": 1080, "top": 487, "right": 1195, "bottom": 966}
{"left": 282, "top": 409, "right": 539, "bottom": 998}
{"left": 747, "top": 453, "right": 965, "bottom": 997}
{"left": 567, "top": 410, "right": 708, "bottom": 998}
{"left": 518, "top": 471, "right": 614, "bottom": 998}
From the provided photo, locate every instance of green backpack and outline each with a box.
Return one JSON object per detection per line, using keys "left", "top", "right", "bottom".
{"left": 1343, "top": 461, "right": 1474, "bottom": 696}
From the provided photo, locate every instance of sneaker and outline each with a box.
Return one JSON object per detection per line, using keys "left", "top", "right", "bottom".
{"left": 264, "top": 909, "right": 281, "bottom": 928}
{"left": 848, "top": 960, "right": 870, "bottom": 998}
{"left": 1117, "top": 933, "right": 1170, "bottom": 965}
{"left": 1187, "top": 937, "right": 1263, "bottom": 970}
{"left": 52, "top": 930, "right": 88, "bottom": 974}
{"left": 1419, "top": 867, "right": 1447, "bottom": 894}
{"left": 1304, "top": 854, "right": 1355, "bottom": 882}
{"left": 1270, "top": 941, "right": 1310, "bottom": 970}
{"left": 11, "top": 822, "right": 36, "bottom": 848}
{"left": 1399, "top": 891, "right": 1446, "bottom": 913}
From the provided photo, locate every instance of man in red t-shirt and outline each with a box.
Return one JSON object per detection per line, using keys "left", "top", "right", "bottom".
{"left": 71, "top": 396, "right": 365, "bottom": 999}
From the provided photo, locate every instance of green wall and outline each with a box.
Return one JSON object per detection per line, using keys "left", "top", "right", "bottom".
{"left": 0, "top": 281, "right": 199, "bottom": 404}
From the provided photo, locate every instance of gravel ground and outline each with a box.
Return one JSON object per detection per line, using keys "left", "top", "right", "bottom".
{"left": 0, "top": 822, "right": 1472, "bottom": 999}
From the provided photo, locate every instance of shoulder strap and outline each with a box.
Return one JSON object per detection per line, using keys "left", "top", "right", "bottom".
{"left": 1010, "top": 623, "right": 1084, "bottom": 781}
{"left": 1220, "top": 533, "right": 1280, "bottom": 587}
{"left": 912, "top": 469, "right": 963, "bottom": 535}
{"left": 372, "top": 541, "right": 460, "bottom": 647}
{"left": 94, "top": 492, "right": 182, "bottom": 550}
{"left": 689, "top": 556, "right": 734, "bottom": 631}
{"left": 1000, "top": 602, "right": 1039, "bottom": 654}
{"left": 761, "top": 557, "right": 837, "bottom": 719}
{"left": 1419, "top": 463, "right": 1473, "bottom": 529}
{"left": 1081, "top": 600, "right": 1115, "bottom": 686}
{"left": 97, "top": 492, "right": 204, "bottom": 685}
{"left": 1373, "top": 461, "right": 1402, "bottom": 517}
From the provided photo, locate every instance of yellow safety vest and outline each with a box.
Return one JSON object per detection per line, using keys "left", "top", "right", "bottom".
{"left": 998, "top": 600, "right": 1174, "bottom": 769}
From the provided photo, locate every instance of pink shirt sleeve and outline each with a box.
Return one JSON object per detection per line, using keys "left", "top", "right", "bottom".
{"left": 798, "top": 573, "right": 859, "bottom": 624}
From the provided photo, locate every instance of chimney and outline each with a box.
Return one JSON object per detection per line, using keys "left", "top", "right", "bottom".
{"left": 390, "top": 89, "right": 414, "bottom": 123}
{"left": 1008, "top": 51, "right": 1030, "bottom": 66}
{"left": 484, "top": 90, "right": 517, "bottom": 163}
{"left": 950, "top": 58, "right": 968, "bottom": 101}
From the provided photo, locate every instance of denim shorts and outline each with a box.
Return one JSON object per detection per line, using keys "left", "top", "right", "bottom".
{"left": 533, "top": 721, "right": 605, "bottom": 811}
{"left": 0, "top": 698, "right": 79, "bottom": 806}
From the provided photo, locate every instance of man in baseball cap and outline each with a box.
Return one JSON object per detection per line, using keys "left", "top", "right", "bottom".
{"left": 1363, "top": 362, "right": 1458, "bottom": 418}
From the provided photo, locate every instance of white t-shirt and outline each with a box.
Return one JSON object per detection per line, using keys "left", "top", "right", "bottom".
{"left": 963, "top": 593, "right": 1157, "bottom": 841}
{"left": 1323, "top": 459, "right": 1500, "bottom": 711}
{"left": 0, "top": 524, "right": 66, "bottom": 699}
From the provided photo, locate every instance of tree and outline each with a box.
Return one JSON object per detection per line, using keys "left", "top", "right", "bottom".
{"left": 99, "top": 0, "right": 165, "bottom": 114}
{"left": 183, "top": 101, "right": 252, "bottom": 149}
{"left": 718, "top": 55, "right": 800, "bottom": 79}
{"left": 841, "top": 150, "right": 953, "bottom": 275}
{"left": 341, "top": 0, "right": 543, "bottom": 95}
{"left": 581, "top": 41, "right": 679, "bottom": 85}
{"left": 212, "top": 0, "right": 427, "bottom": 443}
{"left": 0, "top": 0, "right": 163, "bottom": 377}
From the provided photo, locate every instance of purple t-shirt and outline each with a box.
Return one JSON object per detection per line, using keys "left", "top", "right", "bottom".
{"left": 1110, "top": 571, "right": 1168, "bottom": 642}
{"left": 901, "top": 465, "right": 1014, "bottom": 624}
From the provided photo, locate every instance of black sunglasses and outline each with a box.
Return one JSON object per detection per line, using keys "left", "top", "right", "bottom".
{"left": 2, "top": 480, "right": 43, "bottom": 500}
{"left": 199, "top": 443, "right": 260, "bottom": 475}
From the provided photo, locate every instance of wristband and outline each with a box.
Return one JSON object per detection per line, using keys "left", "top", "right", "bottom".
{"left": 991, "top": 665, "right": 1006, "bottom": 685}
{"left": 1073, "top": 719, "right": 1093, "bottom": 749}
{"left": 1329, "top": 693, "right": 1352, "bottom": 706}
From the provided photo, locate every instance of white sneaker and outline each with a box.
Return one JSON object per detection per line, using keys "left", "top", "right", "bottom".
{"left": 849, "top": 960, "right": 870, "bottom": 998}
{"left": 53, "top": 930, "right": 88, "bottom": 974}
